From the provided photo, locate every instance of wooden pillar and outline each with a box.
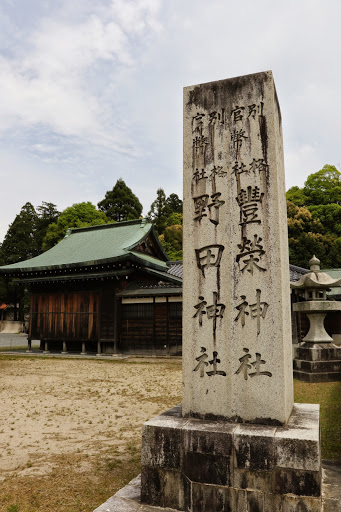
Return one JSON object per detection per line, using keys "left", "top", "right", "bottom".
{"left": 113, "top": 293, "right": 118, "bottom": 355}
{"left": 166, "top": 297, "right": 169, "bottom": 356}
{"left": 26, "top": 337, "right": 32, "bottom": 353}
{"left": 153, "top": 297, "right": 156, "bottom": 348}
{"left": 96, "top": 340, "right": 102, "bottom": 356}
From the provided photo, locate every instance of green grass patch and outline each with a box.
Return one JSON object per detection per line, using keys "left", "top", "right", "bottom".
{"left": 294, "top": 380, "right": 341, "bottom": 460}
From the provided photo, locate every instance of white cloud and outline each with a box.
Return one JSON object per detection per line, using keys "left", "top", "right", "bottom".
{"left": 0, "top": 0, "right": 163, "bottom": 146}
{"left": 1, "top": 0, "right": 341, "bottom": 246}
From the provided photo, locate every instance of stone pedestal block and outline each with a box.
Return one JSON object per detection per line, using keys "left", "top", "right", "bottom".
{"left": 294, "top": 343, "right": 341, "bottom": 382}
{"left": 140, "top": 403, "right": 322, "bottom": 512}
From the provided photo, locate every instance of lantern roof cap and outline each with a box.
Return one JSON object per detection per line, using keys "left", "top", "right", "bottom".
{"left": 290, "top": 255, "right": 341, "bottom": 290}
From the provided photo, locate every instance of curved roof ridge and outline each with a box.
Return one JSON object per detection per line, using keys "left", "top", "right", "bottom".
{"left": 70, "top": 218, "right": 147, "bottom": 234}
{"left": 0, "top": 219, "right": 155, "bottom": 273}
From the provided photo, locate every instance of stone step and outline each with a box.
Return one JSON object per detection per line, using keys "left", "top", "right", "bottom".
{"left": 293, "top": 369, "right": 341, "bottom": 382}
{"left": 296, "top": 345, "right": 341, "bottom": 361}
{"left": 293, "top": 359, "right": 341, "bottom": 373}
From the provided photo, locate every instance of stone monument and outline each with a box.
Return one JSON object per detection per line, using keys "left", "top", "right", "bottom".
{"left": 291, "top": 255, "right": 341, "bottom": 382}
{"left": 182, "top": 71, "right": 293, "bottom": 425}
{"left": 94, "top": 72, "right": 326, "bottom": 512}
{"left": 140, "top": 72, "right": 322, "bottom": 511}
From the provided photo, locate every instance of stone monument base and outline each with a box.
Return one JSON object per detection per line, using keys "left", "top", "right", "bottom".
{"left": 134, "top": 403, "right": 321, "bottom": 511}
{"left": 294, "top": 343, "right": 341, "bottom": 382}
{"left": 93, "top": 463, "right": 340, "bottom": 512}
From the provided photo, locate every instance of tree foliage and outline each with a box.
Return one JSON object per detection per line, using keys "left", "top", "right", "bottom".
{"left": 35, "top": 202, "right": 60, "bottom": 252}
{"left": 0, "top": 202, "right": 39, "bottom": 264}
{"left": 148, "top": 188, "right": 170, "bottom": 235}
{"left": 166, "top": 193, "right": 183, "bottom": 214}
{"left": 148, "top": 190, "right": 183, "bottom": 258}
{"left": 97, "top": 178, "right": 142, "bottom": 222}
{"left": 286, "top": 165, "right": 341, "bottom": 268}
{"left": 303, "top": 165, "right": 341, "bottom": 205}
{"left": 43, "top": 202, "right": 110, "bottom": 251}
{"left": 0, "top": 201, "right": 48, "bottom": 311}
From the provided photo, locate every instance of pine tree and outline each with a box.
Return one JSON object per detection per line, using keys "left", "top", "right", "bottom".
{"left": 166, "top": 193, "right": 182, "bottom": 214}
{"left": 97, "top": 179, "right": 142, "bottom": 222}
{"left": 148, "top": 188, "right": 171, "bottom": 235}
{"left": 1, "top": 202, "right": 39, "bottom": 264}
{"left": 35, "top": 202, "right": 60, "bottom": 252}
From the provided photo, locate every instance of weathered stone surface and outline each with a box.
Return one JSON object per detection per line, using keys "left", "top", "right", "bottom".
{"left": 93, "top": 495, "right": 142, "bottom": 512}
{"left": 94, "top": 459, "right": 340, "bottom": 511}
{"left": 322, "top": 460, "right": 341, "bottom": 512}
{"left": 191, "top": 483, "right": 240, "bottom": 512}
{"left": 141, "top": 416, "right": 185, "bottom": 469}
{"left": 293, "top": 344, "right": 341, "bottom": 381}
{"left": 273, "top": 467, "right": 321, "bottom": 497}
{"left": 282, "top": 495, "right": 322, "bottom": 512}
{"left": 298, "top": 344, "right": 341, "bottom": 361}
{"left": 183, "top": 418, "right": 234, "bottom": 455}
{"left": 233, "top": 469, "right": 272, "bottom": 493}
{"left": 182, "top": 71, "right": 293, "bottom": 425}
{"left": 233, "top": 424, "right": 276, "bottom": 471}
{"left": 141, "top": 466, "right": 162, "bottom": 506}
{"left": 115, "top": 483, "right": 141, "bottom": 501}
{"left": 161, "top": 404, "right": 182, "bottom": 417}
{"left": 139, "top": 405, "right": 322, "bottom": 510}
{"left": 183, "top": 451, "right": 231, "bottom": 486}
{"left": 141, "top": 467, "right": 187, "bottom": 510}
{"left": 246, "top": 490, "right": 264, "bottom": 512}
{"left": 263, "top": 492, "right": 284, "bottom": 511}
{"left": 323, "top": 499, "right": 341, "bottom": 512}
{"left": 275, "top": 403, "right": 321, "bottom": 471}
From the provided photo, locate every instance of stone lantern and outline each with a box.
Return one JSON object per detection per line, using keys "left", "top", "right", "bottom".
{"left": 291, "top": 256, "right": 341, "bottom": 381}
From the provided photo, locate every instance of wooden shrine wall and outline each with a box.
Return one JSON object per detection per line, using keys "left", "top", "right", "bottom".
{"left": 30, "top": 291, "right": 99, "bottom": 341}
{"left": 119, "top": 300, "right": 182, "bottom": 355}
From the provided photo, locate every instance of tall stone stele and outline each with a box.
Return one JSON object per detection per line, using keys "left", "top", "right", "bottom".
{"left": 94, "top": 72, "right": 323, "bottom": 512}
{"left": 183, "top": 70, "right": 293, "bottom": 425}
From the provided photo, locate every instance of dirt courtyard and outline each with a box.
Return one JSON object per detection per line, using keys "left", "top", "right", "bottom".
{"left": 0, "top": 355, "right": 182, "bottom": 512}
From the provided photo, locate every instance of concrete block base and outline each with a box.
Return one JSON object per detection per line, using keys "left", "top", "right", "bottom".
{"left": 294, "top": 343, "right": 341, "bottom": 382}
{"left": 93, "top": 462, "right": 341, "bottom": 512}
{"left": 138, "top": 403, "right": 322, "bottom": 512}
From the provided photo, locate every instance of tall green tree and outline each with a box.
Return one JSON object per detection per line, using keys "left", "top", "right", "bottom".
{"left": 148, "top": 188, "right": 171, "bottom": 235}
{"left": 286, "top": 165, "right": 341, "bottom": 267}
{"left": 35, "top": 202, "right": 60, "bottom": 252}
{"left": 0, "top": 202, "right": 39, "bottom": 264}
{"left": 287, "top": 200, "right": 341, "bottom": 268}
{"left": 43, "top": 202, "right": 110, "bottom": 251}
{"left": 166, "top": 193, "right": 183, "bottom": 214}
{"left": 97, "top": 179, "right": 142, "bottom": 222}
{"left": 0, "top": 202, "right": 39, "bottom": 317}
{"left": 303, "top": 165, "right": 341, "bottom": 205}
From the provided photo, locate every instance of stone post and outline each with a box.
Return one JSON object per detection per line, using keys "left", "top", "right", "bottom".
{"left": 98, "top": 72, "right": 323, "bottom": 512}
{"left": 183, "top": 71, "right": 293, "bottom": 425}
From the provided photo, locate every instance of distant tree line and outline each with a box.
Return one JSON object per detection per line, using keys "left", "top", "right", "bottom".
{"left": 286, "top": 164, "right": 341, "bottom": 268}
{"left": 0, "top": 179, "right": 183, "bottom": 308}
{"left": 1, "top": 164, "right": 341, "bottom": 310}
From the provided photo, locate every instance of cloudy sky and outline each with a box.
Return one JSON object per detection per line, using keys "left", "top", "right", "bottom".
{"left": 0, "top": 0, "right": 340, "bottom": 242}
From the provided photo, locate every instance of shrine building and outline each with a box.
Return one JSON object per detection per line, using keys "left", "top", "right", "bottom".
{"left": 0, "top": 219, "right": 339, "bottom": 354}
{"left": 0, "top": 219, "right": 182, "bottom": 355}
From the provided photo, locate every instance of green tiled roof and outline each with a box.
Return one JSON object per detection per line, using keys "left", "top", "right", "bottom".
{"left": 0, "top": 219, "right": 168, "bottom": 273}
{"left": 324, "top": 269, "right": 341, "bottom": 298}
